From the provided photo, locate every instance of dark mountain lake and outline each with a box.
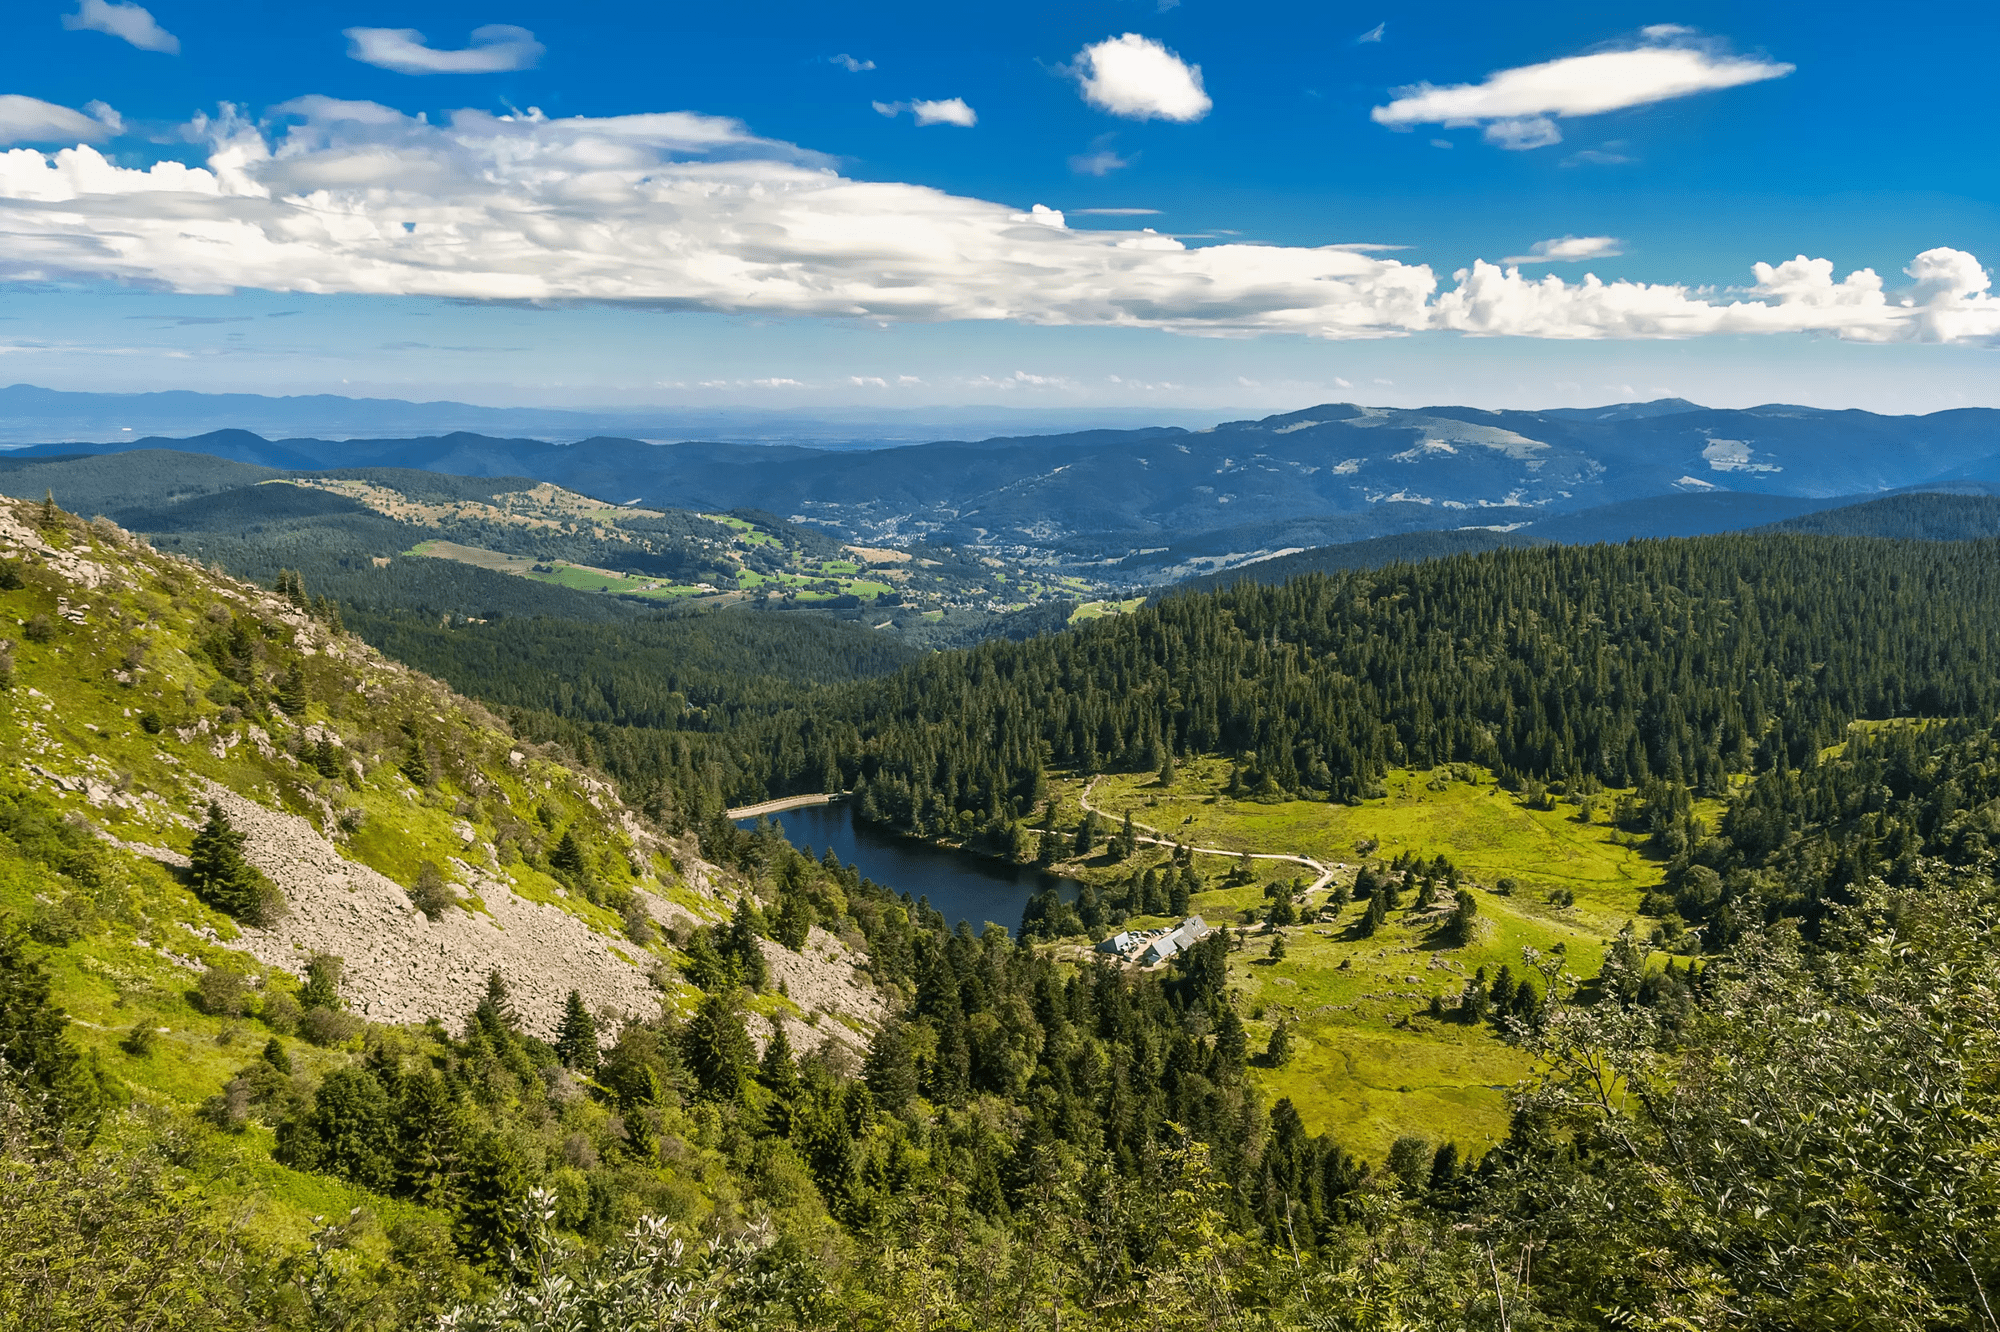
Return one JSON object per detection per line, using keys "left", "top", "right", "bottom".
{"left": 734, "top": 802, "right": 1074, "bottom": 935}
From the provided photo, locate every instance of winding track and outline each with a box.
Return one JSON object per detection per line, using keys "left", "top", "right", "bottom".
{"left": 725, "top": 782, "right": 1343, "bottom": 897}
{"left": 1077, "top": 776, "right": 1339, "bottom": 893}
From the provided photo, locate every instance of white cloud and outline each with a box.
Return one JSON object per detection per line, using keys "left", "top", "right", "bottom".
{"left": 1429, "top": 137, "right": 1453, "bottom": 149}
{"left": 344, "top": 25, "right": 544, "bottom": 75}
{"left": 849, "top": 375, "right": 887, "bottom": 387}
{"left": 1357, "top": 22, "right": 1385, "bottom": 44}
{"left": 912, "top": 98, "right": 976, "bottom": 127}
{"left": 0, "top": 100, "right": 1992, "bottom": 345}
{"left": 1070, "top": 149, "right": 1132, "bottom": 176}
{"left": 1482, "top": 117, "right": 1560, "bottom": 150}
{"left": 830, "top": 54, "right": 875, "bottom": 73}
{"left": 62, "top": 0, "right": 179, "bottom": 54}
{"left": 82, "top": 100, "right": 123, "bottom": 134}
{"left": 1504, "top": 235, "right": 1624, "bottom": 264}
{"left": 1373, "top": 30, "right": 1792, "bottom": 148}
{"left": 0, "top": 96, "right": 114, "bottom": 145}
{"left": 1563, "top": 145, "right": 1635, "bottom": 166}
{"left": 1072, "top": 34, "right": 1212, "bottom": 122}
{"left": 874, "top": 98, "right": 977, "bottom": 127}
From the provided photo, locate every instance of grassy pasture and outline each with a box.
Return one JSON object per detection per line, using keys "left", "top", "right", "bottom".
{"left": 1045, "top": 757, "right": 1680, "bottom": 1158}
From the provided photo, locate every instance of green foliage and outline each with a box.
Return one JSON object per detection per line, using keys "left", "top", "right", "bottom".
{"left": 0, "top": 922, "right": 106, "bottom": 1130}
{"left": 680, "top": 992, "right": 753, "bottom": 1102}
{"left": 187, "top": 802, "right": 284, "bottom": 926}
{"left": 555, "top": 990, "right": 597, "bottom": 1074}
{"left": 409, "top": 859, "right": 456, "bottom": 920}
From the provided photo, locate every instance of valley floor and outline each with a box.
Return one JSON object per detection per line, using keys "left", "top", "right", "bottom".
{"left": 1041, "top": 757, "right": 1688, "bottom": 1158}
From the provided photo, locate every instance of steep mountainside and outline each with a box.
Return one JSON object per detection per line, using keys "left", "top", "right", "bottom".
{"left": 0, "top": 492, "right": 722, "bottom": 1037}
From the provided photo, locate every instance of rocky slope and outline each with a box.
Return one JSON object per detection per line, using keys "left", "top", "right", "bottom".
{"left": 0, "top": 494, "right": 882, "bottom": 1045}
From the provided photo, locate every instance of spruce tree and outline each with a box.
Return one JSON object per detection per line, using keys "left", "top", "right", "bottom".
{"left": 1266, "top": 1020, "right": 1293, "bottom": 1067}
{"left": 682, "top": 992, "right": 753, "bottom": 1101}
{"left": 188, "top": 802, "right": 266, "bottom": 921}
{"left": 726, "top": 900, "right": 769, "bottom": 991}
{"left": 300, "top": 953, "right": 344, "bottom": 1010}
{"left": 556, "top": 990, "right": 598, "bottom": 1073}
{"left": 0, "top": 921, "right": 103, "bottom": 1129}
{"left": 759, "top": 1021, "right": 799, "bottom": 1098}
{"left": 277, "top": 666, "right": 308, "bottom": 715}
{"left": 548, "top": 828, "right": 591, "bottom": 891}
{"left": 474, "top": 969, "right": 517, "bottom": 1040}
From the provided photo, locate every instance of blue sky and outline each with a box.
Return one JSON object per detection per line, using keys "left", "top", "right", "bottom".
{"left": 2, "top": 0, "right": 1996, "bottom": 416}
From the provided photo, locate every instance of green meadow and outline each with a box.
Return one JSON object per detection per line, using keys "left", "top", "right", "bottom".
{"left": 1044, "top": 757, "right": 1679, "bottom": 1158}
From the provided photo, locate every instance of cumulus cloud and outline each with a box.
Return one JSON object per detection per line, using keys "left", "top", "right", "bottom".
{"left": 0, "top": 99, "right": 1992, "bottom": 345}
{"left": 830, "top": 54, "right": 875, "bottom": 73}
{"left": 912, "top": 98, "right": 976, "bottom": 127}
{"left": 1504, "top": 235, "right": 1623, "bottom": 264}
{"left": 345, "top": 25, "right": 544, "bottom": 75}
{"left": 1373, "top": 29, "right": 1791, "bottom": 148}
{"left": 1072, "top": 34, "right": 1211, "bottom": 122}
{"left": 62, "top": 0, "right": 179, "bottom": 54}
{"left": 874, "top": 98, "right": 977, "bottom": 127}
{"left": 0, "top": 95, "right": 115, "bottom": 145}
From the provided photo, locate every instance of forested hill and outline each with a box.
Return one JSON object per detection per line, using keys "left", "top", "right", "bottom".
{"left": 698, "top": 535, "right": 2000, "bottom": 820}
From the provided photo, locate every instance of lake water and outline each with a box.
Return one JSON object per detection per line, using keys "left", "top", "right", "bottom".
{"left": 734, "top": 802, "right": 1072, "bottom": 935}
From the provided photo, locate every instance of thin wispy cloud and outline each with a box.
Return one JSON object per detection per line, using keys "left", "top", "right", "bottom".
{"left": 1071, "top": 34, "right": 1212, "bottom": 122}
{"left": 62, "top": 0, "right": 179, "bottom": 54}
{"left": 0, "top": 100, "right": 1994, "bottom": 345}
{"left": 345, "top": 25, "right": 545, "bottom": 75}
{"left": 1372, "top": 28, "right": 1792, "bottom": 149}
{"left": 1357, "top": 22, "right": 1385, "bottom": 44}
{"left": 0, "top": 95, "right": 117, "bottom": 144}
{"left": 1070, "top": 150, "right": 1133, "bottom": 176}
{"left": 1504, "top": 236, "right": 1624, "bottom": 264}
{"left": 1564, "top": 145, "right": 1635, "bottom": 166}
{"left": 830, "top": 54, "right": 875, "bottom": 73}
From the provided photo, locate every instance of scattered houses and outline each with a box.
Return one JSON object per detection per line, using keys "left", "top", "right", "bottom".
{"left": 1098, "top": 915, "right": 1210, "bottom": 967}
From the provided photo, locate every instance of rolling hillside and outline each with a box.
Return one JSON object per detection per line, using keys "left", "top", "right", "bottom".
{"left": 13, "top": 399, "right": 2000, "bottom": 577}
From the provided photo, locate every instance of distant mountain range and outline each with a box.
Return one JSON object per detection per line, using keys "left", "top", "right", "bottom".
{"left": 0, "top": 383, "right": 1222, "bottom": 448}
{"left": 9, "top": 395, "right": 2000, "bottom": 580}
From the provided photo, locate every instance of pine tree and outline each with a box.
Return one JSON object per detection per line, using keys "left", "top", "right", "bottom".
{"left": 1169, "top": 867, "right": 1192, "bottom": 917}
{"left": 1158, "top": 751, "right": 1177, "bottom": 786}
{"left": 548, "top": 828, "right": 591, "bottom": 891}
{"left": 682, "top": 992, "right": 753, "bottom": 1101}
{"left": 188, "top": 802, "right": 269, "bottom": 921}
{"left": 864, "top": 1022, "right": 918, "bottom": 1114}
{"left": 1265, "top": 1020, "right": 1292, "bottom": 1067}
{"left": 759, "top": 1021, "right": 799, "bottom": 1098}
{"left": 394, "top": 1068, "right": 464, "bottom": 1207}
{"left": 0, "top": 921, "right": 104, "bottom": 1129}
{"left": 300, "top": 953, "right": 344, "bottom": 1011}
{"left": 556, "top": 990, "right": 598, "bottom": 1073}
{"left": 474, "top": 969, "right": 517, "bottom": 1040}
{"left": 726, "top": 899, "right": 769, "bottom": 991}
{"left": 277, "top": 665, "right": 308, "bottom": 715}
{"left": 39, "top": 489, "right": 58, "bottom": 528}
{"left": 1214, "top": 1007, "right": 1248, "bottom": 1066}
{"left": 400, "top": 738, "right": 432, "bottom": 787}
{"left": 1445, "top": 887, "right": 1479, "bottom": 946}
